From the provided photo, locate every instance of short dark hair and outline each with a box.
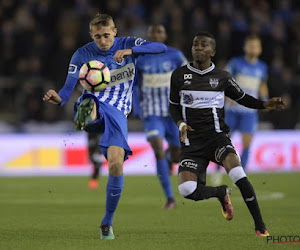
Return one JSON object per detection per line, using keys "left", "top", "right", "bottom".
{"left": 194, "top": 31, "right": 216, "bottom": 49}
{"left": 89, "top": 13, "right": 115, "bottom": 31}
{"left": 244, "top": 34, "right": 261, "bottom": 43}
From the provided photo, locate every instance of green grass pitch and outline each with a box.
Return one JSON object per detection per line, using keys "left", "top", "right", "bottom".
{"left": 0, "top": 173, "right": 300, "bottom": 250}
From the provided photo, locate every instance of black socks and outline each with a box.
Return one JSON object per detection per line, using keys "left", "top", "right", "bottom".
{"left": 236, "top": 177, "right": 265, "bottom": 230}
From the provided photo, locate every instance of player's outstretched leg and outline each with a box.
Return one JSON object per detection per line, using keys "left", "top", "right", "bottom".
{"left": 224, "top": 153, "right": 269, "bottom": 236}
{"left": 149, "top": 137, "right": 175, "bottom": 209}
{"left": 178, "top": 171, "right": 234, "bottom": 220}
{"left": 100, "top": 146, "right": 125, "bottom": 240}
{"left": 241, "top": 147, "right": 250, "bottom": 171}
{"left": 165, "top": 148, "right": 173, "bottom": 173}
{"left": 100, "top": 174, "right": 123, "bottom": 240}
{"left": 157, "top": 158, "right": 175, "bottom": 209}
{"left": 241, "top": 133, "right": 253, "bottom": 171}
{"left": 88, "top": 133, "right": 103, "bottom": 190}
{"left": 89, "top": 163, "right": 101, "bottom": 190}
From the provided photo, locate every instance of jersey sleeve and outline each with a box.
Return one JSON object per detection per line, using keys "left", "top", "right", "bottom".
{"left": 224, "top": 74, "right": 245, "bottom": 101}
{"left": 169, "top": 69, "right": 183, "bottom": 124}
{"left": 169, "top": 69, "right": 181, "bottom": 104}
{"left": 57, "top": 75, "right": 78, "bottom": 106}
{"left": 67, "top": 50, "right": 83, "bottom": 80}
{"left": 57, "top": 50, "right": 82, "bottom": 105}
{"left": 225, "top": 73, "right": 265, "bottom": 109}
{"left": 125, "top": 37, "right": 167, "bottom": 55}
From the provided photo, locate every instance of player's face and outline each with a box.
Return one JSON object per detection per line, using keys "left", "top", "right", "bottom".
{"left": 90, "top": 25, "right": 117, "bottom": 51}
{"left": 147, "top": 25, "right": 167, "bottom": 43}
{"left": 244, "top": 39, "right": 262, "bottom": 58}
{"left": 192, "top": 36, "right": 215, "bottom": 64}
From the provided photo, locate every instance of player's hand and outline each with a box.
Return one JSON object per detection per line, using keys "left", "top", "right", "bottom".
{"left": 180, "top": 124, "right": 194, "bottom": 143}
{"left": 43, "top": 89, "right": 62, "bottom": 105}
{"left": 114, "top": 49, "right": 133, "bottom": 63}
{"left": 263, "top": 97, "right": 286, "bottom": 110}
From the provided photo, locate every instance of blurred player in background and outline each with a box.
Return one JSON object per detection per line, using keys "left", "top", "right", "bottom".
{"left": 74, "top": 86, "right": 104, "bottom": 190}
{"left": 211, "top": 35, "right": 268, "bottom": 186}
{"left": 169, "top": 32, "right": 285, "bottom": 236}
{"left": 135, "top": 24, "right": 187, "bottom": 209}
{"left": 43, "top": 14, "right": 166, "bottom": 240}
{"left": 87, "top": 132, "right": 103, "bottom": 189}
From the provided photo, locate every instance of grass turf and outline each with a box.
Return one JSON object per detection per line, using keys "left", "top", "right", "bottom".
{"left": 0, "top": 173, "right": 300, "bottom": 250}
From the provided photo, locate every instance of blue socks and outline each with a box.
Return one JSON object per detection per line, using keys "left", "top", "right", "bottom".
{"left": 156, "top": 159, "right": 174, "bottom": 199}
{"left": 101, "top": 174, "right": 124, "bottom": 226}
{"left": 241, "top": 148, "right": 250, "bottom": 171}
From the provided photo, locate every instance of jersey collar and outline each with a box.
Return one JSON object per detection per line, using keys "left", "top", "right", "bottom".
{"left": 187, "top": 62, "right": 215, "bottom": 75}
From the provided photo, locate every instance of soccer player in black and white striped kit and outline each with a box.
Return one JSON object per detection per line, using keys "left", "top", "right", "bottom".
{"left": 169, "top": 32, "right": 286, "bottom": 237}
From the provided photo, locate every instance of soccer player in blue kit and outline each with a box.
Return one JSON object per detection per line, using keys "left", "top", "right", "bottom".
{"left": 43, "top": 14, "right": 166, "bottom": 240}
{"left": 212, "top": 35, "right": 269, "bottom": 185}
{"left": 136, "top": 24, "right": 187, "bottom": 209}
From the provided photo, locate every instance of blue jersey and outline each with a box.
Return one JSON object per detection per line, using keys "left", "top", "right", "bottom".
{"left": 59, "top": 37, "right": 166, "bottom": 116}
{"left": 225, "top": 56, "right": 268, "bottom": 113}
{"left": 136, "top": 46, "right": 187, "bottom": 117}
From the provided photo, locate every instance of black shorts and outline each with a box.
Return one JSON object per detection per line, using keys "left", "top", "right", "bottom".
{"left": 87, "top": 133, "right": 102, "bottom": 159}
{"left": 178, "top": 132, "right": 237, "bottom": 185}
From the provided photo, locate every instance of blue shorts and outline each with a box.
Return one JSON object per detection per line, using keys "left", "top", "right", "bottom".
{"left": 225, "top": 110, "right": 258, "bottom": 134}
{"left": 142, "top": 115, "right": 180, "bottom": 147}
{"left": 74, "top": 94, "right": 132, "bottom": 161}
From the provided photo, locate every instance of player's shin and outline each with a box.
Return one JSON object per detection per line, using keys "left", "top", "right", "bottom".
{"left": 156, "top": 159, "right": 174, "bottom": 199}
{"left": 228, "top": 166, "right": 266, "bottom": 230}
{"left": 101, "top": 174, "right": 124, "bottom": 226}
{"left": 241, "top": 148, "right": 250, "bottom": 171}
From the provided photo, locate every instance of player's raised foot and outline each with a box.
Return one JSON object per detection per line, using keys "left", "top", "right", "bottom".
{"left": 163, "top": 198, "right": 176, "bottom": 209}
{"left": 219, "top": 186, "right": 234, "bottom": 220}
{"left": 75, "top": 98, "right": 95, "bottom": 131}
{"left": 255, "top": 224, "right": 269, "bottom": 237}
{"left": 100, "top": 224, "right": 115, "bottom": 240}
{"left": 256, "top": 229, "right": 269, "bottom": 237}
{"left": 88, "top": 179, "right": 98, "bottom": 190}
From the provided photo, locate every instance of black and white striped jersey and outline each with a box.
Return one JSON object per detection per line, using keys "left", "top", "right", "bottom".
{"left": 169, "top": 62, "right": 246, "bottom": 143}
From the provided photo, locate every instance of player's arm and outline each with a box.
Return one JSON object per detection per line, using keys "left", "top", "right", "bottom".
{"left": 114, "top": 38, "right": 167, "bottom": 63}
{"left": 169, "top": 71, "right": 182, "bottom": 123}
{"left": 43, "top": 52, "right": 81, "bottom": 105}
{"left": 225, "top": 77, "right": 286, "bottom": 110}
{"left": 131, "top": 67, "right": 142, "bottom": 118}
{"left": 169, "top": 70, "right": 194, "bottom": 142}
{"left": 224, "top": 59, "right": 238, "bottom": 106}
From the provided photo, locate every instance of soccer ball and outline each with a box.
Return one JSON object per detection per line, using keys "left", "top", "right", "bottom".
{"left": 79, "top": 60, "right": 111, "bottom": 91}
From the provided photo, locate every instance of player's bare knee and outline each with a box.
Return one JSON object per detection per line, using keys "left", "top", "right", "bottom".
{"left": 108, "top": 160, "right": 123, "bottom": 176}
{"left": 223, "top": 153, "right": 241, "bottom": 173}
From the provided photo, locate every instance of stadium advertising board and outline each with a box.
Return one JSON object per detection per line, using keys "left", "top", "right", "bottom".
{"left": 0, "top": 131, "right": 299, "bottom": 176}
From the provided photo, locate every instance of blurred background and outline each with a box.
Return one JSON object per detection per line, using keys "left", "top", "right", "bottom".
{"left": 0, "top": 0, "right": 300, "bottom": 175}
